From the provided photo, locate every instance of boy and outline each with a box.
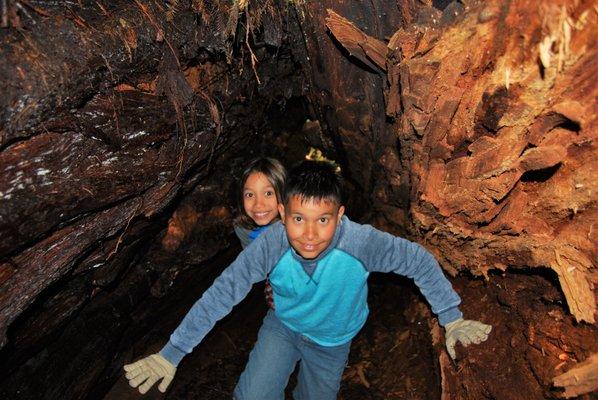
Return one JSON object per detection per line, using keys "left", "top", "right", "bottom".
{"left": 124, "top": 160, "right": 491, "bottom": 399}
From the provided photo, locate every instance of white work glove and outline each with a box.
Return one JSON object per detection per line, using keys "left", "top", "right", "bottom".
{"left": 124, "top": 353, "right": 176, "bottom": 394}
{"left": 445, "top": 318, "right": 492, "bottom": 359}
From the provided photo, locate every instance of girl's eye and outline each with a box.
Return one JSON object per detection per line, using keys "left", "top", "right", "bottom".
{"left": 265, "top": 191, "right": 274, "bottom": 197}
{"left": 244, "top": 192, "right": 253, "bottom": 198}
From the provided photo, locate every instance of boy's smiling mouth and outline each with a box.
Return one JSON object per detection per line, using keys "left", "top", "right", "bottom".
{"left": 299, "top": 242, "right": 319, "bottom": 251}
{"left": 302, "top": 244, "right": 318, "bottom": 251}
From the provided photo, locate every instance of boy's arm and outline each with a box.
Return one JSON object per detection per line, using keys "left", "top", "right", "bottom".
{"left": 124, "top": 223, "right": 286, "bottom": 394}
{"left": 343, "top": 220, "right": 491, "bottom": 358}
{"left": 160, "top": 226, "right": 282, "bottom": 365}
{"left": 345, "top": 221, "right": 462, "bottom": 325}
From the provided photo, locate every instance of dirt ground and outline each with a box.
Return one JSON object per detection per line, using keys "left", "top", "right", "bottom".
{"left": 104, "top": 272, "right": 440, "bottom": 400}
{"left": 447, "top": 271, "right": 598, "bottom": 400}
{"left": 104, "top": 259, "right": 598, "bottom": 400}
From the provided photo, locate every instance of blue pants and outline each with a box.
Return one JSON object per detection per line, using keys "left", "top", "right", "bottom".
{"left": 233, "top": 310, "right": 352, "bottom": 400}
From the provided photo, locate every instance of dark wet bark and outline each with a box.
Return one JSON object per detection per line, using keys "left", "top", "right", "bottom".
{"left": 0, "top": 0, "right": 308, "bottom": 397}
{"left": 0, "top": 0, "right": 302, "bottom": 346}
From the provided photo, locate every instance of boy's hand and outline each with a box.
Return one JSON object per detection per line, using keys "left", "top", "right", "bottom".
{"left": 124, "top": 353, "right": 176, "bottom": 394}
{"left": 444, "top": 318, "right": 492, "bottom": 359}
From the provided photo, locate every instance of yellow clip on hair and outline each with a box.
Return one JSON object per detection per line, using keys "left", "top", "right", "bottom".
{"left": 304, "top": 147, "right": 341, "bottom": 173}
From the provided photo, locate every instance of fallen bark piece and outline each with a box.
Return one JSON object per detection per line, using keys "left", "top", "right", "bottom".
{"left": 517, "top": 145, "right": 567, "bottom": 172}
{"left": 325, "top": 9, "right": 387, "bottom": 72}
{"left": 553, "top": 353, "right": 598, "bottom": 398}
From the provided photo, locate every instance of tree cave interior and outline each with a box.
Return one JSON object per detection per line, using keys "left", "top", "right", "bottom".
{"left": 0, "top": 0, "right": 596, "bottom": 399}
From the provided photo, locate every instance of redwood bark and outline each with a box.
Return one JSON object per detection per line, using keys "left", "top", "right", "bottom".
{"left": 325, "top": 0, "right": 597, "bottom": 330}
{"left": 0, "top": 1, "right": 309, "bottom": 398}
{"left": 319, "top": 0, "right": 597, "bottom": 398}
{"left": 390, "top": 0, "right": 597, "bottom": 326}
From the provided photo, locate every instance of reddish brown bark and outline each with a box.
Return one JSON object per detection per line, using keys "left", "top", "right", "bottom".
{"left": 327, "top": 0, "right": 597, "bottom": 323}
{"left": 398, "top": 0, "right": 597, "bottom": 325}
{"left": 321, "top": 0, "right": 597, "bottom": 398}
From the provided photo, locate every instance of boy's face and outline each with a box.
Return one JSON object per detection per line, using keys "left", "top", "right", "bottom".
{"left": 278, "top": 195, "right": 345, "bottom": 260}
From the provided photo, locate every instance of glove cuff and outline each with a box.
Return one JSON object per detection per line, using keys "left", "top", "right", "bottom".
{"left": 159, "top": 341, "right": 187, "bottom": 366}
{"left": 438, "top": 306, "right": 463, "bottom": 326}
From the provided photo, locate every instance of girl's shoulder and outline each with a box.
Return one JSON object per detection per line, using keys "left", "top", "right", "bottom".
{"left": 233, "top": 224, "right": 253, "bottom": 249}
{"left": 234, "top": 221, "right": 285, "bottom": 249}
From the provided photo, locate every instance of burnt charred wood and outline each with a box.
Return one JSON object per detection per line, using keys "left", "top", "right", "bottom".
{"left": 286, "top": 0, "right": 405, "bottom": 220}
{"left": 0, "top": 0, "right": 302, "bottom": 354}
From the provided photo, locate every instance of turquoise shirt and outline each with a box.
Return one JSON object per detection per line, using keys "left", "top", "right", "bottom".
{"left": 270, "top": 249, "right": 369, "bottom": 346}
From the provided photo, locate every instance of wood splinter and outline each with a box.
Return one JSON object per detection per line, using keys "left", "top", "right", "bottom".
{"left": 553, "top": 353, "right": 598, "bottom": 398}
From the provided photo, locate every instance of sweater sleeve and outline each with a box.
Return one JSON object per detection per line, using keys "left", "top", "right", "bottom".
{"left": 340, "top": 219, "right": 462, "bottom": 326}
{"left": 160, "top": 224, "right": 284, "bottom": 365}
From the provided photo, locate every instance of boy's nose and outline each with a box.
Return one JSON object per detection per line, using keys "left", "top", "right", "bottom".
{"left": 304, "top": 223, "right": 317, "bottom": 240}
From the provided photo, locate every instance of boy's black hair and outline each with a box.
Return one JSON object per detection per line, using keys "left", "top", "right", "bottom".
{"left": 283, "top": 160, "right": 343, "bottom": 205}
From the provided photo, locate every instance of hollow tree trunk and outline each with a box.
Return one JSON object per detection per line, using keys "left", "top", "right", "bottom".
{"left": 1, "top": 0, "right": 596, "bottom": 399}
{"left": 285, "top": 0, "right": 409, "bottom": 225}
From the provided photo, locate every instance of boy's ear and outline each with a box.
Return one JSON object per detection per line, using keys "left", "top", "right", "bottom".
{"left": 278, "top": 203, "right": 286, "bottom": 223}
{"left": 337, "top": 205, "right": 345, "bottom": 222}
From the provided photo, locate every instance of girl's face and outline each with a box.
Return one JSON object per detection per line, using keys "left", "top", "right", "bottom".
{"left": 243, "top": 172, "right": 279, "bottom": 226}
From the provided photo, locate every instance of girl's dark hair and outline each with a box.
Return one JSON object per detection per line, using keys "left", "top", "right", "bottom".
{"left": 236, "top": 158, "right": 287, "bottom": 229}
{"left": 283, "top": 160, "right": 343, "bottom": 206}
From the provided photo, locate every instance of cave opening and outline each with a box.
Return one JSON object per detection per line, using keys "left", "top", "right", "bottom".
{"left": 1, "top": 1, "right": 596, "bottom": 400}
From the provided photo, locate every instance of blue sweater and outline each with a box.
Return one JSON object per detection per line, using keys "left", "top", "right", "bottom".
{"left": 160, "top": 216, "right": 462, "bottom": 365}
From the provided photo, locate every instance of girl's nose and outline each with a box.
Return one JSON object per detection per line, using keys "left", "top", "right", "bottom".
{"left": 255, "top": 195, "right": 264, "bottom": 207}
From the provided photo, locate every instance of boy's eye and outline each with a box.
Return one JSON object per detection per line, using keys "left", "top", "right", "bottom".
{"left": 319, "top": 217, "right": 329, "bottom": 224}
{"left": 293, "top": 216, "right": 302, "bottom": 223}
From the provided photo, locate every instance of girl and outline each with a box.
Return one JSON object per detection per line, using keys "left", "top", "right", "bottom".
{"left": 234, "top": 158, "right": 287, "bottom": 309}
{"left": 233, "top": 157, "right": 287, "bottom": 249}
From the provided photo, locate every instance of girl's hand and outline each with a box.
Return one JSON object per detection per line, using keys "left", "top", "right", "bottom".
{"left": 264, "top": 280, "right": 275, "bottom": 310}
